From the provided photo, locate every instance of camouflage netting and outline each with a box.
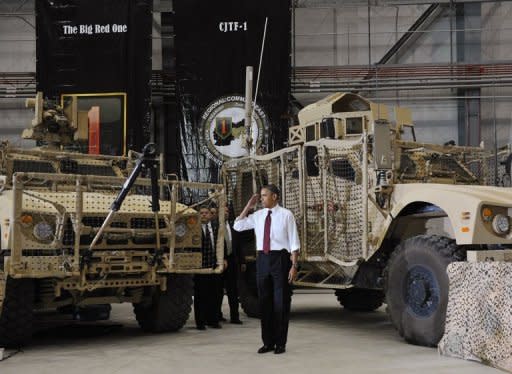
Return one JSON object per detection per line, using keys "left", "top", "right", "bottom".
{"left": 245, "top": 149, "right": 303, "bottom": 247}
{"left": 279, "top": 149, "right": 302, "bottom": 231}
{"left": 438, "top": 262, "right": 512, "bottom": 373}
{"left": 308, "top": 144, "right": 363, "bottom": 261}
{"left": 482, "top": 148, "right": 512, "bottom": 187}
{"left": 398, "top": 148, "right": 489, "bottom": 185}
{"left": 462, "top": 147, "right": 512, "bottom": 187}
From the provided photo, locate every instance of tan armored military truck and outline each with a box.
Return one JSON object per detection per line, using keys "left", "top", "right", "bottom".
{"left": 0, "top": 94, "right": 225, "bottom": 347}
{"left": 223, "top": 92, "right": 512, "bottom": 347}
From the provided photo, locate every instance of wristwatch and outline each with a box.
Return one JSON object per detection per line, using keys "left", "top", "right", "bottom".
{"left": 292, "top": 262, "right": 299, "bottom": 270}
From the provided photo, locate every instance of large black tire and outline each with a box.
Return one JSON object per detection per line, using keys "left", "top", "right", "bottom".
{"left": 383, "top": 235, "right": 465, "bottom": 347}
{"left": 238, "top": 261, "right": 260, "bottom": 318}
{"left": 0, "top": 277, "right": 34, "bottom": 347}
{"left": 335, "top": 288, "right": 384, "bottom": 312}
{"left": 133, "top": 274, "right": 193, "bottom": 332}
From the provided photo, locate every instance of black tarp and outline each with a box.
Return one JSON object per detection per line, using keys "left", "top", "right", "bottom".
{"left": 174, "top": 0, "right": 291, "bottom": 153}
{"left": 36, "top": 0, "right": 152, "bottom": 154}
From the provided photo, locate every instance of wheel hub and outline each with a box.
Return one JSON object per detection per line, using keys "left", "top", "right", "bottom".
{"left": 405, "top": 265, "right": 440, "bottom": 318}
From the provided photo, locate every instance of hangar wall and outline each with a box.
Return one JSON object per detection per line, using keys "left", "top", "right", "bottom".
{"left": 292, "top": 1, "right": 512, "bottom": 151}
{"left": 1, "top": 1, "right": 512, "bottom": 166}
{"left": 0, "top": 1, "right": 35, "bottom": 147}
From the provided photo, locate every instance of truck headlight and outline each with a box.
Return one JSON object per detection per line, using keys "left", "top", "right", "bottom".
{"left": 33, "top": 222, "right": 55, "bottom": 242}
{"left": 175, "top": 222, "right": 187, "bottom": 238}
{"left": 186, "top": 215, "right": 198, "bottom": 227}
{"left": 492, "top": 214, "right": 510, "bottom": 235}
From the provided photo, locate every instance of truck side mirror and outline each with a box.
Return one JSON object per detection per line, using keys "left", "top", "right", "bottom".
{"left": 374, "top": 120, "right": 393, "bottom": 170}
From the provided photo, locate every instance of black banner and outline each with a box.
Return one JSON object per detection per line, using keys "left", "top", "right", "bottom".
{"left": 36, "top": 0, "right": 152, "bottom": 154}
{"left": 174, "top": 0, "right": 291, "bottom": 152}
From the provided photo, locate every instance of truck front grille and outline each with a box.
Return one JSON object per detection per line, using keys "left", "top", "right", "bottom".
{"left": 130, "top": 217, "right": 166, "bottom": 229}
{"left": 62, "top": 216, "right": 167, "bottom": 247}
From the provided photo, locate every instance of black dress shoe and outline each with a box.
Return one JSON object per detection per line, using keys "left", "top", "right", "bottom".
{"left": 257, "top": 345, "right": 274, "bottom": 354}
{"left": 207, "top": 323, "right": 222, "bottom": 329}
{"left": 274, "top": 346, "right": 286, "bottom": 354}
{"left": 196, "top": 325, "right": 206, "bottom": 330}
{"left": 230, "top": 319, "right": 243, "bottom": 324}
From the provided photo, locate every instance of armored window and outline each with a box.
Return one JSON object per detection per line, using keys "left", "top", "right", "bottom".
{"left": 62, "top": 93, "right": 126, "bottom": 156}
{"left": 306, "top": 125, "right": 316, "bottom": 141}
{"left": 305, "top": 146, "right": 319, "bottom": 177}
{"left": 320, "top": 118, "right": 335, "bottom": 139}
{"left": 346, "top": 117, "right": 363, "bottom": 135}
{"left": 60, "top": 159, "right": 78, "bottom": 174}
{"left": 13, "top": 160, "right": 55, "bottom": 174}
{"left": 330, "top": 158, "right": 355, "bottom": 181}
{"left": 76, "top": 164, "right": 116, "bottom": 176}
{"left": 60, "top": 159, "right": 116, "bottom": 176}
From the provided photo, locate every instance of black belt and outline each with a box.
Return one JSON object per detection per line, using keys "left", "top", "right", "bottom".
{"left": 257, "top": 249, "right": 289, "bottom": 256}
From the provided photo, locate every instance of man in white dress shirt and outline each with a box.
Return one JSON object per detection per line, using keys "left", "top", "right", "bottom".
{"left": 234, "top": 184, "right": 300, "bottom": 355}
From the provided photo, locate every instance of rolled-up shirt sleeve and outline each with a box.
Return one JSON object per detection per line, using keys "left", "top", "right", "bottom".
{"left": 287, "top": 212, "right": 300, "bottom": 252}
{"left": 233, "top": 214, "right": 255, "bottom": 232}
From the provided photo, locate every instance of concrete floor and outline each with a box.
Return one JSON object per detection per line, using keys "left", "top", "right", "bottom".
{"left": 0, "top": 291, "right": 500, "bottom": 374}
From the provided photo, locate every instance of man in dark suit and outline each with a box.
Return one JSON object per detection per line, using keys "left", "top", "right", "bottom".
{"left": 208, "top": 204, "right": 227, "bottom": 323}
{"left": 194, "top": 206, "right": 221, "bottom": 330}
{"left": 218, "top": 204, "right": 242, "bottom": 324}
{"left": 210, "top": 206, "right": 218, "bottom": 222}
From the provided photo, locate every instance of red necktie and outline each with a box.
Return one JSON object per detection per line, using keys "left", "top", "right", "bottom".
{"left": 263, "top": 210, "right": 272, "bottom": 254}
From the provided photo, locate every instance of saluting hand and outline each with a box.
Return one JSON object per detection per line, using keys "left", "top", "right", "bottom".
{"left": 248, "top": 193, "right": 259, "bottom": 209}
{"left": 240, "top": 193, "right": 260, "bottom": 218}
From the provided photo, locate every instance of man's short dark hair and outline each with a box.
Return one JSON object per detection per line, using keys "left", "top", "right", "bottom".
{"left": 262, "top": 184, "right": 280, "bottom": 198}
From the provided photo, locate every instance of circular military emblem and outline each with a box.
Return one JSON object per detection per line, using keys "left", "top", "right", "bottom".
{"left": 200, "top": 95, "right": 268, "bottom": 165}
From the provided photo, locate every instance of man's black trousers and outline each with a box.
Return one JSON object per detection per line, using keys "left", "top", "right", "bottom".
{"left": 256, "top": 249, "right": 292, "bottom": 347}
{"left": 194, "top": 274, "right": 221, "bottom": 326}
{"left": 220, "top": 254, "right": 240, "bottom": 321}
